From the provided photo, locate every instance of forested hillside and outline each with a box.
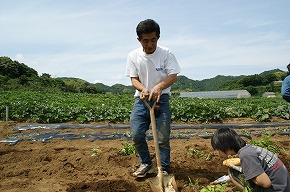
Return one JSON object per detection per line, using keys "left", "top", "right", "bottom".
{"left": 172, "top": 75, "right": 243, "bottom": 92}
{"left": 0, "top": 56, "right": 286, "bottom": 96}
{"left": 0, "top": 56, "right": 134, "bottom": 94}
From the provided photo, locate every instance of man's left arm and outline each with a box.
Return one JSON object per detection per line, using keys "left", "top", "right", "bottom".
{"left": 149, "top": 74, "right": 177, "bottom": 102}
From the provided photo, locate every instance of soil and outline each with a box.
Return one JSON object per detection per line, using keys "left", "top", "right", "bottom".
{"left": 0, "top": 119, "right": 290, "bottom": 192}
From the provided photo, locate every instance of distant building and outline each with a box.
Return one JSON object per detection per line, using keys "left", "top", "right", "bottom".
{"left": 179, "top": 90, "right": 251, "bottom": 99}
{"left": 262, "top": 92, "right": 276, "bottom": 98}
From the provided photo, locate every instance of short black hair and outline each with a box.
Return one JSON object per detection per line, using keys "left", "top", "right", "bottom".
{"left": 136, "top": 19, "right": 160, "bottom": 39}
{"left": 211, "top": 127, "right": 246, "bottom": 153}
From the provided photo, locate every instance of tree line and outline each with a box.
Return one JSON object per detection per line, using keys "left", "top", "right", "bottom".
{"left": 0, "top": 56, "right": 286, "bottom": 96}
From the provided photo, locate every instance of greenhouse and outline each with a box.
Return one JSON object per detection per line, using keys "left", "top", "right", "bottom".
{"left": 179, "top": 90, "right": 251, "bottom": 99}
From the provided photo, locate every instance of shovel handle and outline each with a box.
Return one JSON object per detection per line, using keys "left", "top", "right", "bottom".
{"left": 143, "top": 100, "right": 164, "bottom": 190}
{"left": 143, "top": 99, "right": 155, "bottom": 110}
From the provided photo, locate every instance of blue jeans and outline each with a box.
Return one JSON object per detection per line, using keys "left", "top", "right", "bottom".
{"left": 229, "top": 168, "right": 290, "bottom": 192}
{"left": 130, "top": 94, "right": 171, "bottom": 169}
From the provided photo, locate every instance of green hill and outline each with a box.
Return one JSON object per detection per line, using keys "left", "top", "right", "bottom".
{"left": 0, "top": 56, "right": 286, "bottom": 95}
{"left": 171, "top": 74, "right": 241, "bottom": 92}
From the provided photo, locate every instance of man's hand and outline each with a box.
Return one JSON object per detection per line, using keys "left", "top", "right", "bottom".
{"left": 140, "top": 88, "right": 149, "bottom": 100}
{"left": 149, "top": 85, "right": 162, "bottom": 102}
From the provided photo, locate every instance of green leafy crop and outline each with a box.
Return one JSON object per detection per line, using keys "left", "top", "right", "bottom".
{"left": 249, "top": 134, "right": 283, "bottom": 155}
{"left": 201, "top": 183, "right": 228, "bottom": 192}
{"left": 117, "top": 142, "right": 136, "bottom": 156}
{"left": 1, "top": 91, "right": 289, "bottom": 123}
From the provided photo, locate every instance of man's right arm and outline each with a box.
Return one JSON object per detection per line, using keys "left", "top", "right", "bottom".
{"left": 131, "top": 77, "right": 149, "bottom": 99}
{"left": 131, "top": 77, "right": 144, "bottom": 92}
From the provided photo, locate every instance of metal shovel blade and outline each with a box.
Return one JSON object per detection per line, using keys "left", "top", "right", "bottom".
{"left": 148, "top": 174, "right": 178, "bottom": 192}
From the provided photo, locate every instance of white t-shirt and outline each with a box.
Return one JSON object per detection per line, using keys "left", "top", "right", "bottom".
{"left": 125, "top": 45, "right": 180, "bottom": 97}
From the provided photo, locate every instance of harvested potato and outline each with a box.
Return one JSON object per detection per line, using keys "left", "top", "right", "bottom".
{"left": 223, "top": 158, "right": 241, "bottom": 166}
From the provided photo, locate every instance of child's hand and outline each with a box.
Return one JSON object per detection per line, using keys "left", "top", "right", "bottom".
{"left": 227, "top": 154, "right": 239, "bottom": 158}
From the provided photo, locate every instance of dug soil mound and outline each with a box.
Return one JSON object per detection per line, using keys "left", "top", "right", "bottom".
{"left": 0, "top": 121, "right": 290, "bottom": 192}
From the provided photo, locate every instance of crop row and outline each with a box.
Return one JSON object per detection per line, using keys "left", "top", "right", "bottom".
{"left": 0, "top": 91, "right": 289, "bottom": 123}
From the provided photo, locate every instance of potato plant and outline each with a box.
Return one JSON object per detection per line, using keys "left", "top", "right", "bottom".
{"left": 91, "top": 147, "right": 102, "bottom": 157}
{"left": 117, "top": 142, "right": 135, "bottom": 156}
{"left": 1, "top": 91, "right": 289, "bottom": 123}
{"left": 201, "top": 183, "right": 228, "bottom": 192}
{"left": 249, "top": 133, "right": 283, "bottom": 155}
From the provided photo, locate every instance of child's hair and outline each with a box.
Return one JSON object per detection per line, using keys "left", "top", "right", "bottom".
{"left": 211, "top": 127, "right": 246, "bottom": 153}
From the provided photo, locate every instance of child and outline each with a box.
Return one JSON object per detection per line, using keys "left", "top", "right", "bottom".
{"left": 211, "top": 127, "right": 290, "bottom": 192}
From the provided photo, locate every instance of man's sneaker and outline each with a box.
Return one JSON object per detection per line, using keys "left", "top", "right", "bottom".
{"left": 162, "top": 167, "right": 171, "bottom": 176}
{"left": 162, "top": 170, "right": 169, "bottom": 176}
{"left": 133, "top": 164, "right": 154, "bottom": 178}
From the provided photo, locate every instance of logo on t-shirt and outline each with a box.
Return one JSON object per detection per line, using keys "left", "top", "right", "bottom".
{"left": 156, "top": 67, "right": 163, "bottom": 71}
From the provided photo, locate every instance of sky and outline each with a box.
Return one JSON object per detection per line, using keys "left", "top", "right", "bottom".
{"left": 1, "top": 0, "right": 290, "bottom": 86}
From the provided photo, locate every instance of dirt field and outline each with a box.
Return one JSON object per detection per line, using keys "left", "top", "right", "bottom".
{"left": 0, "top": 120, "right": 290, "bottom": 192}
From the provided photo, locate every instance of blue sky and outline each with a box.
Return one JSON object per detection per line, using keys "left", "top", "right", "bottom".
{"left": 1, "top": 0, "right": 289, "bottom": 86}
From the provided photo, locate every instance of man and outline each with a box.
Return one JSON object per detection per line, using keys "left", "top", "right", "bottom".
{"left": 125, "top": 19, "right": 180, "bottom": 178}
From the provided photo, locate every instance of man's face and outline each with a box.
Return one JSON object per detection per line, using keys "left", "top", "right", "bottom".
{"left": 138, "top": 32, "right": 159, "bottom": 54}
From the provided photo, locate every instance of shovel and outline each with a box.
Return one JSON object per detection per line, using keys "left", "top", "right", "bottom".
{"left": 143, "top": 100, "right": 177, "bottom": 192}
